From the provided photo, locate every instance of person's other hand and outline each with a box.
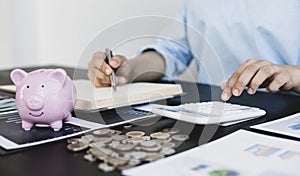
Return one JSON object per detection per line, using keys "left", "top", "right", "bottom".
{"left": 221, "top": 58, "right": 300, "bottom": 101}
{"left": 87, "top": 51, "right": 129, "bottom": 87}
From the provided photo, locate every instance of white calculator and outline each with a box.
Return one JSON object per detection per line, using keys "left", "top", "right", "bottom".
{"left": 150, "top": 101, "right": 266, "bottom": 125}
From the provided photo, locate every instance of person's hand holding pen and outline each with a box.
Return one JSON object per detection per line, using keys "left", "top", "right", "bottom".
{"left": 87, "top": 50, "right": 129, "bottom": 88}
{"left": 88, "top": 50, "right": 165, "bottom": 88}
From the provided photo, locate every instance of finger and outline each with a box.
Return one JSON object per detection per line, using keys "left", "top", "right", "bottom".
{"left": 110, "top": 55, "right": 127, "bottom": 69}
{"left": 232, "top": 60, "right": 272, "bottom": 96}
{"left": 116, "top": 76, "right": 127, "bottom": 85}
{"left": 90, "top": 52, "right": 113, "bottom": 76}
{"left": 89, "top": 52, "right": 106, "bottom": 69}
{"left": 88, "top": 67, "right": 111, "bottom": 85}
{"left": 221, "top": 58, "right": 258, "bottom": 101}
{"left": 247, "top": 65, "right": 279, "bottom": 94}
{"left": 93, "top": 78, "right": 110, "bottom": 88}
{"left": 99, "top": 59, "right": 113, "bottom": 76}
{"left": 266, "top": 72, "right": 288, "bottom": 92}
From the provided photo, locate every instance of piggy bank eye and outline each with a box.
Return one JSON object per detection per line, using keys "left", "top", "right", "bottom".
{"left": 26, "top": 85, "right": 30, "bottom": 88}
{"left": 41, "top": 85, "right": 45, "bottom": 88}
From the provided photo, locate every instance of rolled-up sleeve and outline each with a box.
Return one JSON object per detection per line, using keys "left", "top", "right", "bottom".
{"left": 138, "top": 0, "right": 193, "bottom": 81}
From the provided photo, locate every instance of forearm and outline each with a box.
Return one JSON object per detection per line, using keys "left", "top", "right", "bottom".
{"left": 127, "top": 51, "right": 166, "bottom": 82}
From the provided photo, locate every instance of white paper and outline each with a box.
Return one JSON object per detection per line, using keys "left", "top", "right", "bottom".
{"left": 123, "top": 130, "right": 300, "bottom": 176}
{"left": 252, "top": 112, "right": 300, "bottom": 139}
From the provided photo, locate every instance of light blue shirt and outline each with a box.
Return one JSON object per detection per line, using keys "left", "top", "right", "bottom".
{"left": 142, "top": 0, "right": 300, "bottom": 85}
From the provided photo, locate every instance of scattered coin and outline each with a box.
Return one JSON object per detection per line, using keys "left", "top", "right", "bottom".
{"left": 162, "top": 142, "right": 176, "bottom": 148}
{"left": 67, "top": 142, "right": 88, "bottom": 152}
{"left": 114, "top": 143, "right": 135, "bottom": 152}
{"left": 129, "top": 151, "right": 148, "bottom": 160}
{"left": 111, "top": 130, "right": 122, "bottom": 135}
{"left": 67, "top": 138, "right": 80, "bottom": 144}
{"left": 150, "top": 132, "right": 170, "bottom": 140}
{"left": 126, "top": 131, "right": 145, "bottom": 137}
{"left": 160, "top": 147, "right": 176, "bottom": 156}
{"left": 127, "top": 137, "right": 146, "bottom": 144}
{"left": 106, "top": 157, "right": 128, "bottom": 167}
{"left": 140, "top": 140, "right": 157, "bottom": 148}
{"left": 98, "top": 163, "right": 115, "bottom": 172}
{"left": 142, "top": 136, "right": 151, "bottom": 141}
{"left": 162, "top": 128, "right": 180, "bottom": 135}
{"left": 93, "top": 137, "right": 112, "bottom": 144}
{"left": 93, "top": 129, "right": 112, "bottom": 136}
{"left": 84, "top": 154, "right": 97, "bottom": 162}
{"left": 144, "top": 153, "right": 164, "bottom": 162}
{"left": 172, "top": 134, "right": 190, "bottom": 141}
{"left": 67, "top": 128, "right": 191, "bottom": 172}
{"left": 111, "top": 135, "right": 128, "bottom": 141}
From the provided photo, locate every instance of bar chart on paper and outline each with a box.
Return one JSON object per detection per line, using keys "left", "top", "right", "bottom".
{"left": 289, "top": 122, "right": 300, "bottom": 130}
{"left": 252, "top": 112, "right": 300, "bottom": 139}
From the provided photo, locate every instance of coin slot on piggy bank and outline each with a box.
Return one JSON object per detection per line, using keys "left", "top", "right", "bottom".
{"left": 10, "top": 68, "right": 76, "bottom": 131}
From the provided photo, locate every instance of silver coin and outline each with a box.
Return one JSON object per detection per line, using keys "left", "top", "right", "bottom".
{"left": 111, "top": 134, "right": 128, "bottom": 141}
{"left": 88, "top": 148, "right": 108, "bottom": 158}
{"left": 89, "top": 141, "right": 106, "bottom": 148}
{"left": 160, "top": 147, "right": 176, "bottom": 156}
{"left": 111, "top": 130, "right": 122, "bottom": 135}
{"left": 99, "top": 147, "right": 118, "bottom": 157}
{"left": 162, "top": 142, "right": 176, "bottom": 148}
{"left": 108, "top": 141, "right": 121, "bottom": 148}
{"left": 127, "top": 137, "right": 145, "bottom": 144}
{"left": 93, "top": 128, "right": 112, "bottom": 136}
{"left": 162, "top": 128, "right": 180, "bottom": 135}
{"left": 172, "top": 134, "right": 190, "bottom": 141}
{"left": 126, "top": 131, "right": 145, "bottom": 138}
{"left": 114, "top": 143, "right": 135, "bottom": 152}
{"left": 142, "top": 136, "right": 151, "bottom": 141}
{"left": 79, "top": 136, "right": 93, "bottom": 144}
{"left": 83, "top": 154, "right": 97, "bottom": 162}
{"left": 128, "top": 159, "right": 142, "bottom": 166}
{"left": 141, "top": 144, "right": 162, "bottom": 152}
{"left": 93, "top": 137, "right": 112, "bottom": 144}
{"left": 150, "top": 132, "right": 170, "bottom": 140}
{"left": 144, "top": 153, "right": 164, "bottom": 162}
{"left": 98, "top": 163, "right": 115, "bottom": 172}
{"left": 151, "top": 138, "right": 172, "bottom": 144}
{"left": 67, "top": 142, "right": 88, "bottom": 152}
{"left": 140, "top": 140, "right": 157, "bottom": 148}
{"left": 129, "top": 151, "right": 148, "bottom": 160}
{"left": 106, "top": 157, "right": 128, "bottom": 167}
{"left": 67, "top": 138, "right": 80, "bottom": 144}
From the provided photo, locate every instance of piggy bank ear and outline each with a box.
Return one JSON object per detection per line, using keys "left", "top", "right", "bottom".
{"left": 10, "top": 69, "right": 28, "bottom": 86}
{"left": 49, "top": 69, "right": 67, "bottom": 86}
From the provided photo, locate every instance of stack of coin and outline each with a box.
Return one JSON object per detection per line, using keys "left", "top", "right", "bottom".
{"left": 66, "top": 127, "right": 189, "bottom": 172}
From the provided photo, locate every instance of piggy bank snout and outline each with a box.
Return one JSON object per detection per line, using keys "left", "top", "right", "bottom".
{"left": 25, "top": 95, "right": 44, "bottom": 111}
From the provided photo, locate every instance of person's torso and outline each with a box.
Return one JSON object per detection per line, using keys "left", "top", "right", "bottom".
{"left": 184, "top": 0, "right": 300, "bottom": 85}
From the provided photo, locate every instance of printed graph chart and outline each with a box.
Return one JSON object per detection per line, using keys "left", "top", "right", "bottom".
{"left": 289, "top": 122, "right": 300, "bottom": 130}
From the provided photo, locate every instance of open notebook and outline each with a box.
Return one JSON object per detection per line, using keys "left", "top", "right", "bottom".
{"left": 74, "top": 79, "right": 183, "bottom": 110}
{"left": 0, "top": 80, "right": 183, "bottom": 111}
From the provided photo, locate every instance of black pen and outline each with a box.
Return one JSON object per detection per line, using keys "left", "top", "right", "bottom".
{"left": 105, "top": 48, "right": 117, "bottom": 91}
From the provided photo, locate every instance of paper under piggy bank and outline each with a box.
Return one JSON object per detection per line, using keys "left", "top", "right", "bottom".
{"left": 10, "top": 68, "right": 76, "bottom": 131}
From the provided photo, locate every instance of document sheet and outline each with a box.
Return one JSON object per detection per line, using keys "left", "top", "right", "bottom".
{"left": 123, "top": 130, "right": 300, "bottom": 176}
{"left": 252, "top": 112, "right": 300, "bottom": 139}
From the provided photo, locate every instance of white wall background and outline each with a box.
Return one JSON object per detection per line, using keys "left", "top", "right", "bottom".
{"left": 0, "top": 0, "right": 182, "bottom": 70}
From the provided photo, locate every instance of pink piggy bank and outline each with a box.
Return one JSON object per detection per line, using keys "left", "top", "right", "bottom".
{"left": 10, "top": 68, "right": 76, "bottom": 131}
